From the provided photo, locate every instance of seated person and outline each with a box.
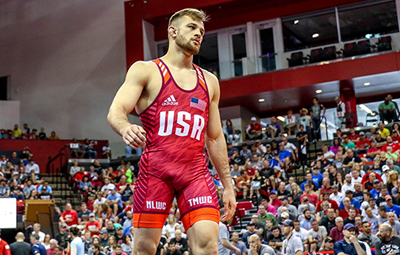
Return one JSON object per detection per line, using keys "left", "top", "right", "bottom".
{"left": 235, "top": 170, "right": 251, "bottom": 199}
{"left": 284, "top": 109, "right": 297, "bottom": 136}
{"left": 266, "top": 117, "right": 281, "bottom": 138}
{"left": 246, "top": 117, "right": 263, "bottom": 140}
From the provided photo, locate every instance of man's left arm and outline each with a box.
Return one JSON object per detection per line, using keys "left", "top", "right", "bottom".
{"left": 204, "top": 72, "right": 236, "bottom": 221}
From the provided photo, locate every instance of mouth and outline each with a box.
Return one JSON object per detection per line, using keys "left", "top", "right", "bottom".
{"left": 192, "top": 39, "right": 200, "bottom": 45}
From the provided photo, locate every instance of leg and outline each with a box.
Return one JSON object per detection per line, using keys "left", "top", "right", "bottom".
{"left": 187, "top": 220, "right": 219, "bottom": 255}
{"left": 133, "top": 228, "right": 162, "bottom": 255}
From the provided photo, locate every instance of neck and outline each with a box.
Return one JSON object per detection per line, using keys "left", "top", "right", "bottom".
{"left": 163, "top": 47, "right": 194, "bottom": 69}
{"left": 285, "top": 231, "right": 293, "bottom": 239}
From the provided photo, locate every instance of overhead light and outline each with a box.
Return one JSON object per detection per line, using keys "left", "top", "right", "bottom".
{"left": 294, "top": 20, "right": 299, "bottom": 24}
{"left": 277, "top": 116, "right": 285, "bottom": 122}
{"left": 312, "top": 33, "right": 319, "bottom": 38}
{"left": 359, "top": 104, "right": 373, "bottom": 114}
{"left": 316, "top": 90, "right": 322, "bottom": 93}
{"left": 365, "top": 34, "right": 373, "bottom": 39}
{"left": 364, "top": 82, "right": 370, "bottom": 86}
{"left": 258, "top": 99, "right": 265, "bottom": 102}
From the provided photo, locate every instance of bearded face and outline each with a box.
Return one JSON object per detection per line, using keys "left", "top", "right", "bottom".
{"left": 175, "top": 31, "right": 200, "bottom": 55}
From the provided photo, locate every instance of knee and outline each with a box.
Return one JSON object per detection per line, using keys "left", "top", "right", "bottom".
{"left": 191, "top": 239, "right": 218, "bottom": 255}
{"left": 134, "top": 239, "right": 157, "bottom": 254}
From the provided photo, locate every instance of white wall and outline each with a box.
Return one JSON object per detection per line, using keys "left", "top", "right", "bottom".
{"left": 0, "top": 101, "right": 20, "bottom": 129}
{"left": 0, "top": 0, "right": 141, "bottom": 157}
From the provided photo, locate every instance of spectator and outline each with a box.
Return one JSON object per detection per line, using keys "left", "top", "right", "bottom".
{"left": 242, "top": 222, "right": 257, "bottom": 249}
{"left": 47, "top": 131, "right": 60, "bottom": 140}
{"left": 78, "top": 202, "right": 92, "bottom": 225}
{"left": 297, "top": 196, "right": 316, "bottom": 215}
{"left": 307, "top": 220, "right": 327, "bottom": 252}
{"left": 292, "top": 219, "right": 308, "bottom": 242}
{"left": 278, "top": 196, "right": 297, "bottom": 216}
{"left": 246, "top": 117, "right": 263, "bottom": 140}
{"left": 300, "top": 184, "right": 319, "bottom": 206}
{"left": 258, "top": 204, "right": 278, "bottom": 226}
{"left": 230, "top": 163, "right": 241, "bottom": 178}
{"left": 10, "top": 232, "right": 31, "bottom": 255}
{"left": 284, "top": 109, "right": 297, "bottom": 136}
{"left": 70, "top": 226, "right": 85, "bottom": 255}
{"left": 266, "top": 226, "right": 285, "bottom": 250}
{"left": 29, "top": 129, "right": 39, "bottom": 140}
{"left": 297, "top": 124, "right": 308, "bottom": 168}
{"left": 235, "top": 170, "right": 251, "bottom": 199}
{"left": 342, "top": 135, "right": 356, "bottom": 151}
{"left": 329, "top": 217, "right": 344, "bottom": 242}
{"left": 38, "top": 127, "right": 47, "bottom": 140}
{"left": 329, "top": 184, "right": 344, "bottom": 207}
{"left": 120, "top": 235, "right": 132, "bottom": 255}
{"left": 166, "top": 241, "right": 182, "bottom": 255}
{"left": 91, "top": 243, "right": 106, "bottom": 255}
{"left": 55, "top": 224, "right": 69, "bottom": 249}
{"left": 47, "top": 239, "right": 58, "bottom": 255}
{"left": 162, "top": 214, "right": 180, "bottom": 238}
{"left": 320, "top": 237, "right": 335, "bottom": 252}
{"left": 248, "top": 234, "right": 275, "bottom": 255}
{"left": 26, "top": 159, "right": 40, "bottom": 175}
{"left": 378, "top": 122, "right": 391, "bottom": 138}
{"left": 170, "top": 230, "right": 188, "bottom": 255}
{"left": 300, "top": 208, "right": 313, "bottom": 230}
{"left": 358, "top": 221, "right": 379, "bottom": 247}
{"left": 281, "top": 220, "right": 304, "bottom": 255}
{"left": 38, "top": 186, "right": 53, "bottom": 200}
{"left": 101, "top": 177, "right": 116, "bottom": 193}
{"left": 375, "top": 224, "right": 400, "bottom": 255}
{"left": 348, "top": 128, "right": 360, "bottom": 143}
{"left": 9, "top": 152, "right": 20, "bottom": 165}
{"left": 331, "top": 138, "right": 341, "bottom": 154}
{"left": 333, "top": 223, "right": 367, "bottom": 255}
{"left": 239, "top": 143, "right": 252, "bottom": 160}
{"left": 83, "top": 138, "right": 97, "bottom": 159}
{"left": 230, "top": 232, "right": 247, "bottom": 255}
{"left": 102, "top": 142, "right": 112, "bottom": 159}
{"left": 30, "top": 233, "right": 47, "bottom": 255}
{"left": 298, "top": 108, "right": 312, "bottom": 139}
{"left": 112, "top": 245, "right": 128, "bottom": 255}
{"left": 60, "top": 203, "right": 79, "bottom": 227}
{"left": 341, "top": 174, "right": 355, "bottom": 194}
{"left": 379, "top": 97, "right": 397, "bottom": 123}
{"left": 266, "top": 117, "right": 281, "bottom": 138}
{"left": 342, "top": 149, "right": 362, "bottom": 169}
{"left": 343, "top": 208, "right": 357, "bottom": 225}
{"left": 386, "top": 195, "right": 400, "bottom": 218}
{"left": 310, "top": 97, "right": 326, "bottom": 141}
{"left": 0, "top": 180, "right": 10, "bottom": 198}
{"left": 335, "top": 96, "right": 346, "bottom": 128}
{"left": 320, "top": 208, "right": 337, "bottom": 234}
{"left": 12, "top": 124, "right": 22, "bottom": 139}
{"left": 38, "top": 181, "right": 53, "bottom": 194}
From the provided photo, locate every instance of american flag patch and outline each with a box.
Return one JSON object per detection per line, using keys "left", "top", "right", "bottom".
{"left": 190, "top": 97, "right": 207, "bottom": 112}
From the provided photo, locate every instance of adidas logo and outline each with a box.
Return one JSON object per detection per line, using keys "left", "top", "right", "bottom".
{"left": 162, "top": 95, "right": 178, "bottom": 106}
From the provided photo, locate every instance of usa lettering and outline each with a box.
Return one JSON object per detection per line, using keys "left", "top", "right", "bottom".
{"left": 146, "top": 201, "right": 166, "bottom": 210}
{"left": 158, "top": 111, "right": 205, "bottom": 140}
{"left": 188, "top": 196, "right": 213, "bottom": 207}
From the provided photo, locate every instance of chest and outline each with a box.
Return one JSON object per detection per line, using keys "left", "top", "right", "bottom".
{"left": 169, "top": 68, "right": 198, "bottom": 90}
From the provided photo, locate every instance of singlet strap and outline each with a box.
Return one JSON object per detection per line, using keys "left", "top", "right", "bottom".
{"left": 193, "top": 64, "right": 208, "bottom": 93}
{"left": 152, "top": 59, "right": 172, "bottom": 85}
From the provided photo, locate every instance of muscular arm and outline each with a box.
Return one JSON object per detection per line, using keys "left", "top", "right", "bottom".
{"left": 107, "top": 61, "right": 149, "bottom": 149}
{"left": 204, "top": 72, "right": 236, "bottom": 221}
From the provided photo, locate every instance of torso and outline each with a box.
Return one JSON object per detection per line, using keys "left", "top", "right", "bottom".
{"left": 138, "top": 59, "right": 211, "bottom": 181}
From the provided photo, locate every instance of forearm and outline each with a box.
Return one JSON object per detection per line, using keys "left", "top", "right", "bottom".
{"left": 107, "top": 107, "right": 132, "bottom": 136}
{"left": 206, "top": 135, "right": 233, "bottom": 190}
{"left": 221, "top": 239, "right": 237, "bottom": 251}
{"left": 354, "top": 242, "right": 366, "bottom": 255}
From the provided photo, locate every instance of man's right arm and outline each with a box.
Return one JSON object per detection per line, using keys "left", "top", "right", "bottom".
{"left": 107, "top": 61, "right": 150, "bottom": 149}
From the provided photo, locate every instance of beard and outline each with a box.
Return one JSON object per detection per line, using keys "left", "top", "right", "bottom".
{"left": 176, "top": 32, "right": 200, "bottom": 55}
{"left": 305, "top": 215, "right": 311, "bottom": 220}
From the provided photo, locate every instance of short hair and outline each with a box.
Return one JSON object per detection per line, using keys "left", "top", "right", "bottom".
{"left": 49, "top": 239, "right": 58, "bottom": 244}
{"left": 303, "top": 208, "right": 310, "bottom": 214}
{"left": 335, "top": 217, "right": 343, "bottom": 223}
{"left": 31, "top": 233, "right": 40, "bottom": 241}
{"left": 362, "top": 221, "right": 370, "bottom": 226}
{"left": 364, "top": 192, "right": 372, "bottom": 198}
{"left": 311, "top": 219, "right": 318, "bottom": 224}
{"left": 379, "top": 206, "right": 387, "bottom": 212}
{"left": 271, "top": 226, "right": 280, "bottom": 232}
{"left": 70, "top": 226, "right": 80, "bottom": 236}
{"left": 92, "top": 244, "right": 101, "bottom": 250}
{"left": 349, "top": 208, "right": 357, "bottom": 213}
{"left": 355, "top": 215, "right": 362, "bottom": 220}
{"left": 169, "top": 8, "right": 209, "bottom": 26}
{"left": 293, "top": 219, "right": 300, "bottom": 224}
{"left": 169, "top": 240, "right": 176, "bottom": 246}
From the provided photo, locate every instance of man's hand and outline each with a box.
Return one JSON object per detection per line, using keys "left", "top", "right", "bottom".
{"left": 249, "top": 244, "right": 258, "bottom": 255}
{"left": 234, "top": 247, "right": 241, "bottom": 255}
{"left": 348, "top": 235, "right": 358, "bottom": 244}
{"left": 122, "top": 124, "right": 146, "bottom": 149}
{"left": 221, "top": 188, "right": 236, "bottom": 221}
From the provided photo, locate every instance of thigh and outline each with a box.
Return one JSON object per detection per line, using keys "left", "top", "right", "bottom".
{"left": 133, "top": 173, "right": 175, "bottom": 228}
{"left": 133, "top": 227, "right": 162, "bottom": 253}
{"left": 176, "top": 171, "right": 220, "bottom": 231}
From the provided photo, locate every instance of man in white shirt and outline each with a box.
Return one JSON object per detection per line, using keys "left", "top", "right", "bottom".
{"left": 100, "top": 177, "right": 116, "bottom": 193}
{"left": 351, "top": 169, "right": 362, "bottom": 184}
{"left": 25, "top": 159, "right": 40, "bottom": 174}
{"left": 282, "top": 137, "right": 298, "bottom": 161}
{"left": 32, "top": 223, "right": 46, "bottom": 242}
{"left": 284, "top": 109, "right": 297, "bottom": 137}
{"left": 292, "top": 219, "right": 308, "bottom": 242}
{"left": 341, "top": 174, "right": 355, "bottom": 194}
{"left": 330, "top": 185, "right": 344, "bottom": 206}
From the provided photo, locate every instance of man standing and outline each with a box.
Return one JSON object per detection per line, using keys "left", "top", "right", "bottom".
{"left": 70, "top": 226, "right": 84, "bottom": 255}
{"left": 248, "top": 234, "right": 275, "bottom": 255}
{"left": 334, "top": 223, "right": 367, "bottom": 255}
{"left": 310, "top": 97, "right": 326, "bottom": 141}
{"left": 107, "top": 9, "right": 236, "bottom": 255}
{"left": 375, "top": 224, "right": 400, "bottom": 255}
{"left": 32, "top": 223, "right": 46, "bottom": 242}
{"left": 281, "top": 220, "right": 303, "bottom": 255}
{"left": 0, "top": 230, "right": 11, "bottom": 255}
{"left": 10, "top": 232, "right": 30, "bottom": 255}
{"left": 30, "top": 233, "right": 46, "bottom": 255}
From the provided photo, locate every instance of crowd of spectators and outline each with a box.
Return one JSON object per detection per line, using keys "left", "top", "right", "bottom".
{"left": 0, "top": 123, "right": 60, "bottom": 140}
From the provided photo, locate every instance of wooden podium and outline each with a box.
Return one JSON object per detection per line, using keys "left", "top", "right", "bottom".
{"left": 24, "top": 200, "right": 55, "bottom": 236}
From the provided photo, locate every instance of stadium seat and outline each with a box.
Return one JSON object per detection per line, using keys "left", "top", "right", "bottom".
{"left": 342, "top": 42, "right": 357, "bottom": 58}
{"left": 287, "top": 51, "right": 304, "bottom": 67}
{"left": 308, "top": 48, "right": 323, "bottom": 63}
{"left": 366, "top": 111, "right": 379, "bottom": 126}
{"left": 377, "top": 36, "right": 392, "bottom": 51}
{"left": 323, "top": 46, "right": 337, "bottom": 61}
{"left": 236, "top": 201, "right": 253, "bottom": 211}
{"left": 357, "top": 40, "right": 371, "bottom": 55}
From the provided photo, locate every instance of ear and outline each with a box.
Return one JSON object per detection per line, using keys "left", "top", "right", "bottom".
{"left": 168, "top": 26, "right": 177, "bottom": 39}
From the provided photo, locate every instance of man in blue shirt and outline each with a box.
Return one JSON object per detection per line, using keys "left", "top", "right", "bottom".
{"left": 301, "top": 172, "right": 319, "bottom": 191}
{"left": 339, "top": 190, "right": 361, "bottom": 210}
{"left": 311, "top": 167, "right": 323, "bottom": 186}
{"left": 385, "top": 195, "right": 400, "bottom": 217}
{"left": 30, "top": 233, "right": 47, "bottom": 255}
{"left": 70, "top": 226, "right": 85, "bottom": 255}
{"left": 370, "top": 180, "right": 382, "bottom": 200}
{"left": 334, "top": 223, "right": 367, "bottom": 255}
{"left": 107, "top": 187, "right": 123, "bottom": 215}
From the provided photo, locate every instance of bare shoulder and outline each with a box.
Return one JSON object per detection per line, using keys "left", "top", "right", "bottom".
{"left": 201, "top": 68, "right": 220, "bottom": 100}
{"left": 125, "top": 60, "right": 159, "bottom": 83}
